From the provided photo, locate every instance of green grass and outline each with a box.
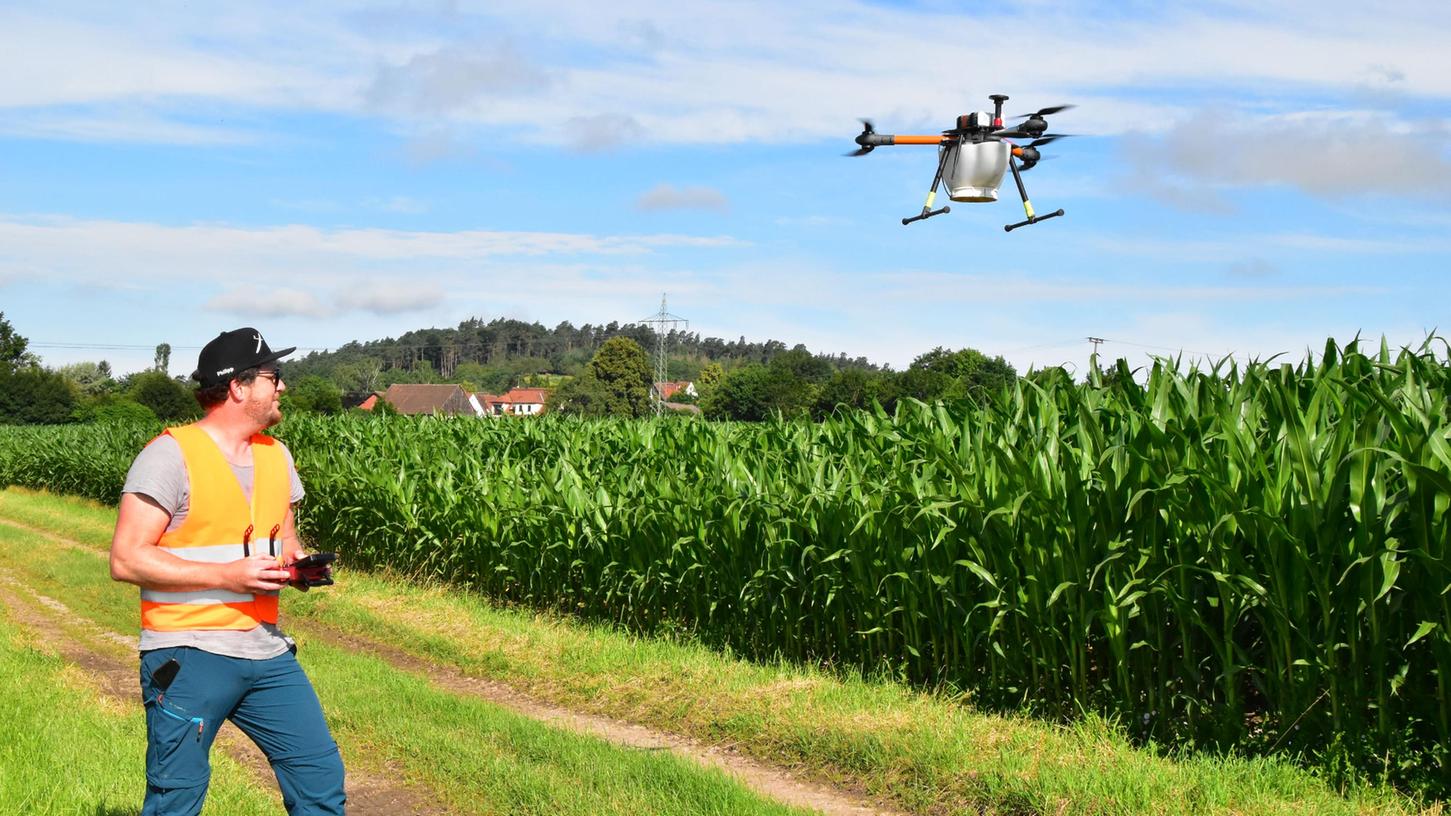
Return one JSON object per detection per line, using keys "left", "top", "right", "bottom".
{"left": 0, "top": 611, "right": 280, "bottom": 816}
{"left": 306, "top": 636, "right": 808, "bottom": 816}
{"left": 0, "top": 486, "right": 117, "bottom": 543}
{"left": 0, "top": 487, "right": 1435, "bottom": 815}
{"left": 0, "top": 500, "right": 814, "bottom": 816}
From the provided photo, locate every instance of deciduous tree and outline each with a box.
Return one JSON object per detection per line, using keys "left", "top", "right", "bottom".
{"left": 586, "top": 337, "right": 653, "bottom": 417}
{"left": 129, "top": 371, "right": 199, "bottom": 422}
{"left": 0, "top": 312, "right": 36, "bottom": 372}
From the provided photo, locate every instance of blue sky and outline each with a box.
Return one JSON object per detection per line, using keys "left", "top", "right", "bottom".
{"left": 2, "top": 0, "right": 1449, "bottom": 377}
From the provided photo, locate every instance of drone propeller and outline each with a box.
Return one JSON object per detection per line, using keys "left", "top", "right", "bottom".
{"left": 1019, "top": 156, "right": 1058, "bottom": 172}
{"left": 1012, "top": 105, "right": 1075, "bottom": 119}
{"left": 846, "top": 119, "right": 876, "bottom": 156}
{"left": 1014, "top": 136, "right": 1071, "bottom": 171}
{"left": 991, "top": 128, "right": 1074, "bottom": 140}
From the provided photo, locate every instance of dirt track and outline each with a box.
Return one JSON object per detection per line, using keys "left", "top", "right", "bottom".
{"left": 0, "top": 513, "right": 904, "bottom": 816}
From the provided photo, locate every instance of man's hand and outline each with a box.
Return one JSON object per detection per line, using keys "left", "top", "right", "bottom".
{"left": 284, "top": 551, "right": 336, "bottom": 590}
{"left": 222, "top": 555, "right": 292, "bottom": 594}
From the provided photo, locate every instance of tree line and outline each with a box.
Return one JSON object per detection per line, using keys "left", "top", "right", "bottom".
{"left": 287, "top": 317, "right": 884, "bottom": 398}
{"left": 0, "top": 313, "right": 345, "bottom": 425}
{"left": 2, "top": 312, "right": 1025, "bottom": 424}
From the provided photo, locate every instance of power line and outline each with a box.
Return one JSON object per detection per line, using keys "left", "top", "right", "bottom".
{"left": 30, "top": 342, "right": 332, "bottom": 353}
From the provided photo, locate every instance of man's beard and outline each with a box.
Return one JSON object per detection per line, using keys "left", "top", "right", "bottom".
{"left": 244, "top": 395, "right": 281, "bottom": 428}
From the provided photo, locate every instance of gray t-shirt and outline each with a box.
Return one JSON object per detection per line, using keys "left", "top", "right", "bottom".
{"left": 122, "top": 433, "right": 305, "bottom": 659}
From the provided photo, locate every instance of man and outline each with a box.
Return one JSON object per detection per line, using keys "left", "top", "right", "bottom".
{"left": 109, "top": 328, "right": 345, "bottom": 815}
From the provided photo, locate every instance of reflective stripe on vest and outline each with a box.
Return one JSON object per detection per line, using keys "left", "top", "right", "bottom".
{"left": 139, "top": 424, "right": 290, "bottom": 633}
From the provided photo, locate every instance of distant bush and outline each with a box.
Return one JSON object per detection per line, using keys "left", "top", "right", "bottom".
{"left": 0, "top": 367, "right": 77, "bottom": 425}
{"left": 128, "top": 371, "right": 200, "bottom": 423}
{"left": 73, "top": 395, "right": 157, "bottom": 425}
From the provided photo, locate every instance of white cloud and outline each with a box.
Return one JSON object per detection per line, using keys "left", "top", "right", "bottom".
{"left": 337, "top": 282, "right": 445, "bottom": 314}
{"left": 204, "top": 281, "right": 445, "bottom": 318}
{"left": 0, "top": 215, "right": 743, "bottom": 286}
{"left": 366, "top": 43, "right": 554, "bottom": 115}
{"left": 635, "top": 184, "right": 729, "bottom": 212}
{"left": 1123, "top": 109, "right": 1451, "bottom": 207}
{"left": 5, "top": 2, "right": 1450, "bottom": 147}
{"left": 206, "top": 286, "right": 331, "bottom": 318}
{"left": 1226, "top": 258, "right": 1278, "bottom": 279}
{"left": 0, "top": 110, "right": 263, "bottom": 146}
{"left": 562, "top": 113, "right": 645, "bottom": 152}
{"left": 0, "top": 7, "right": 361, "bottom": 111}
{"left": 0, "top": 214, "right": 746, "bottom": 332}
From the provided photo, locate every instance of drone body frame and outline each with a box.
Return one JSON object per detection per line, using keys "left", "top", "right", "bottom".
{"left": 849, "top": 94, "right": 1069, "bottom": 231}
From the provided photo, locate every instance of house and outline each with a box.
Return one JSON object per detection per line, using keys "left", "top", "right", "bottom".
{"left": 356, "top": 394, "right": 381, "bottom": 411}
{"left": 653, "top": 381, "right": 696, "bottom": 401}
{"left": 476, "top": 386, "right": 552, "bottom": 416}
{"left": 379, "top": 384, "right": 480, "bottom": 416}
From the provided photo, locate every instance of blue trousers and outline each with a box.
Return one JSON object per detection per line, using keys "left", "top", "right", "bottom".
{"left": 139, "top": 646, "right": 346, "bottom": 815}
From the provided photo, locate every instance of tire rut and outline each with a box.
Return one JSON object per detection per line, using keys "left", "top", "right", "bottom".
{"left": 296, "top": 620, "right": 905, "bottom": 816}
{"left": 0, "top": 571, "right": 450, "bottom": 816}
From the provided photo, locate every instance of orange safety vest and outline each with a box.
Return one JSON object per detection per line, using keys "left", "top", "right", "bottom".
{"left": 139, "top": 424, "right": 291, "bottom": 633}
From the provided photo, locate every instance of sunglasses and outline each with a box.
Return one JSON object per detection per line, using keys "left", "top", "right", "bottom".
{"left": 254, "top": 367, "right": 284, "bottom": 385}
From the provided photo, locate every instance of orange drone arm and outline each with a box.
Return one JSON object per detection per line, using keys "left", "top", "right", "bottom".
{"left": 892, "top": 135, "right": 949, "bottom": 145}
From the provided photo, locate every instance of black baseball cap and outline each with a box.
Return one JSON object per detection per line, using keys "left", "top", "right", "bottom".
{"left": 191, "top": 327, "right": 296, "bottom": 388}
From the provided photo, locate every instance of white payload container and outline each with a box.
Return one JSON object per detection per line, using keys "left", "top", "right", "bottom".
{"left": 943, "top": 140, "right": 1010, "bottom": 202}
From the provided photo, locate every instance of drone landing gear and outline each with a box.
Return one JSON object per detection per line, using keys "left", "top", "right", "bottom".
{"left": 1002, "top": 155, "right": 1064, "bottom": 232}
{"left": 902, "top": 146, "right": 953, "bottom": 226}
{"left": 1004, "top": 209, "right": 1064, "bottom": 232}
{"left": 903, "top": 205, "right": 949, "bottom": 225}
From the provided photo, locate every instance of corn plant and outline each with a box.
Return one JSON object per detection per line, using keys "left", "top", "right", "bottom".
{"left": 3, "top": 338, "right": 1447, "bottom": 794}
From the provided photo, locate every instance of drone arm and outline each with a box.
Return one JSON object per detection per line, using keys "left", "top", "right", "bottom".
{"left": 857, "top": 134, "right": 948, "bottom": 149}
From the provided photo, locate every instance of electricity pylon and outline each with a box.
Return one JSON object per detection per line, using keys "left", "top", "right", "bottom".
{"left": 638, "top": 294, "right": 688, "bottom": 416}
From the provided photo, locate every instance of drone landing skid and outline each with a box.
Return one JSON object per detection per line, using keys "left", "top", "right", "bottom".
{"left": 902, "top": 206, "right": 950, "bottom": 226}
{"left": 1004, "top": 209, "right": 1065, "bottom": 232}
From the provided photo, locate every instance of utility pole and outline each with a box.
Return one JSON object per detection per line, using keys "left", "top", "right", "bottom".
{"left": 637, "top": 294, "right": 688, "bottom": 416}
{"left": 1087, "top": 336, "right": 1104, "bottom": 362}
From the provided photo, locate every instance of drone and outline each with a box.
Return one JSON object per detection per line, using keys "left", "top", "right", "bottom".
{"left": 848, "top": 94, "right": 1072, "bottom": 231}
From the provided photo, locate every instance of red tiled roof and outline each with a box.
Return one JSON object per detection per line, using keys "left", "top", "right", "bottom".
{"left": 499, "top": 387, "right": 550, "bottom": 404}
{"left": 655, "top": 381, "right": 691, "bottom": 400}
{"left": 358, "top": 395, "right": 378, "bottom": 411}
{"left": 382, "top": 384, "right": 475, "bottom": 415}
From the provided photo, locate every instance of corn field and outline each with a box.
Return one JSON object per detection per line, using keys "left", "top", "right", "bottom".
{"left": 3, "top": 338, "right": 1448, "bottom": 793}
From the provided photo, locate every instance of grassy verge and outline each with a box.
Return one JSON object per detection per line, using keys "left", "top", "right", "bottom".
{"left": 0, "top": 607, "right": 279, "bottom": 815}
{"left": 0, "top": 493, "right": 814, "bottom": 816}
{"left": 2, "top": 487, "right": 1437, "bottom": 815}
{"left": 288, "top": 573, "right": 1435, "bottom": 816}
{"left": 307, "top": 636, "right": 808, "bottom": 816}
